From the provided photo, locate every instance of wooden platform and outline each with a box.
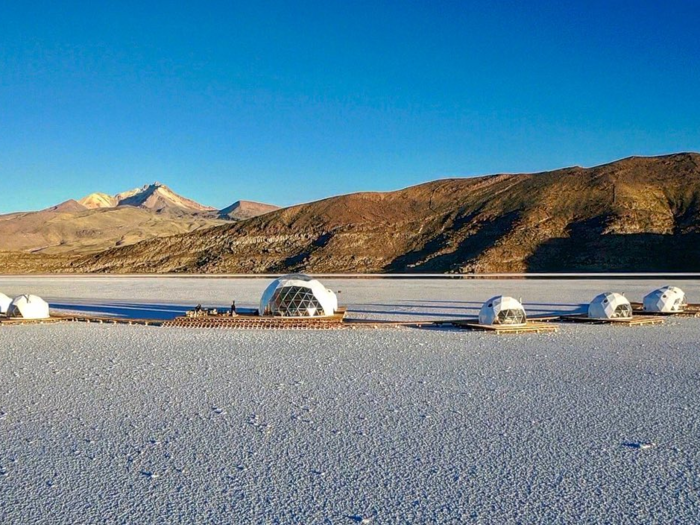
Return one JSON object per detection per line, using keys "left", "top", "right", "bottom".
{"left": 558, "top": 314, "right": 664, "bottom": 326}
{"left": 0, "top": 315, "right": 66, "bottom": 326}
{"left": 0, "top": 314, "right": 164, "bottom": 327}
{"left": 629, "top": 302, "right": 700, "bottom": 318}
{"left": 447, "top": 320, "right": 558, "bottom": 334}
{"left": 162, "top": 309, "right": 348, "bottom": 330}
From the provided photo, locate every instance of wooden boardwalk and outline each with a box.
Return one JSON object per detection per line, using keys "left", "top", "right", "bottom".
{"left": 0, "top": 314, "right": 164, "bottom": 327}
{"left": 0, "top": 316, "right": 65, "bottom": 326}
{"left": 558, "top": 314, "right": 664, "bottom": 326}
{"left": 446, "top": 320, "right": 558, "bottom": 334}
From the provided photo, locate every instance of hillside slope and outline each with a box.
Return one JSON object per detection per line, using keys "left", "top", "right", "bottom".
{"left": 219, "top": 200, "right": 280, "bottom": 220}
{"left": 71, "top": 153, "right": 700, "bottom": 273}
{"left": 0, "top": 207, "right": 225, "bottom": 255}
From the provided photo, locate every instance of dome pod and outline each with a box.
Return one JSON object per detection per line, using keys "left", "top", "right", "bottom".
{"left": 260, "top": 274, "right": 338, "bottom": 317}
{"left": 643, "top": 286, "right": 686, "bottom": 314}
{"left": 479, "top": 296, "right": 527, "bottom": 326}
{"left": 588, "top": 292, "right": 632, "bottom": 320}
{"left": 6, "top": 294, "right": 50, "bottom": 320}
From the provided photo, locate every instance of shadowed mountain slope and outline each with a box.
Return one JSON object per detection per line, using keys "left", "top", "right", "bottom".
{"left": 71, "top": 153, "right": 700, "bottom": 273}
{"left": 111, "top": 182, "right": 216, "bottom": 213}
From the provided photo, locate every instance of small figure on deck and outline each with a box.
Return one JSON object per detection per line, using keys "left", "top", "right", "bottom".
{"left": 230, "top": 301, "right": 237, "bottom": 316}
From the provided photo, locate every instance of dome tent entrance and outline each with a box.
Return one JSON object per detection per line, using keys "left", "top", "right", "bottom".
{"left": 0, "top": 293, "right": 11, "bottom": 315}
{"left": 588, "top": 292, "right": 632, "bottom": 320}
{"left": 6, "top": 294, "right": 50, "bottom": 320}
{"left": 643, "top": 286, "right": 686, "bottom": 314}
{"left": 260, "top": 274, "right": 338, "bottom": 318}
{"left": 479, "top": 296, "right": 527, "bottom": 326}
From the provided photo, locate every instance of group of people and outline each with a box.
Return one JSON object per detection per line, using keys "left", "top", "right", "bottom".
{"left": 189, "top": 301, "right": 238, "bottom": 318}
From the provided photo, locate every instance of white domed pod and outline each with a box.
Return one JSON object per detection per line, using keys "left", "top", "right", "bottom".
{"left": 643, "top": 286, "right": 686, "bottom": 313}
{"left": 325, "top": 288, "right": 339, "bottom": 314}
{"left": 588, "top": 292, "right": 632, "bottom": 320}
{"left": 0, "top": 293, "right": 11, "bottom": 315}
{"left": 7, "top": 294, "right": 50, "bottom": 320}
{"left": 479, "top": 296, "right": 527, "bottom": 326}
{"left": 260, "top": 274, "right": 338, "bottom": 317}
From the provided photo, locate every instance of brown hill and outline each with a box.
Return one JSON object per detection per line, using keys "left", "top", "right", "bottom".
{"left": 44, "top": 199, "right": 88, "bottom": 213}
{"left": 70, "top": 153, "right": 700, "bottom": 274}
{"left": 219, "top": 200, "right": 280, "bottom": 220}
{"left": 0, "top": 206, "right": 225, "bottom": 255}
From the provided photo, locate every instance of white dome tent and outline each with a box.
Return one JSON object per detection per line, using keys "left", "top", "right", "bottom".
{"left": 479, "top": 296, "right": 527, "bottom": 326}
{"left": 643, "top": 286, "right": 686, "bottom": 314}
{"left": 588, "top": 292, "right": 632, "bottom": 320}
{"left": 0, "top": 293, "right": 11, "bottom": 315}
{"left": 6, "top": 294, "right": 50, "bottom": 320}
{"left": 260, "top": 274, "right": 338, "bottom": 318}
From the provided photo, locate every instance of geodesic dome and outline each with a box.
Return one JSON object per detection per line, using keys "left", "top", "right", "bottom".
{"left": 588, "top": 292, "right": 632, "bottom": 320}
{"left": 643, "top": 286, "right": 686, "bottom": 314}
{"left": 0, "top": 293, "right": 12, "bottom": 315}
{"left": 6, "top": 294, "right": 50, "bottom": 320}
{"left": 0, "top": 293, "right": 11, "bottom": 315}
{"left": 478, "top": 296, "right": 527, "bottom": 326}
{"left": 260, "top": 274, "right": 338, "bottom": 317}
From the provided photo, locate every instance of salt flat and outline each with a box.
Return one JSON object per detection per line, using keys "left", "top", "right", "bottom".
{"left": 0, "top": 278, "right": 699, "bottom": 523}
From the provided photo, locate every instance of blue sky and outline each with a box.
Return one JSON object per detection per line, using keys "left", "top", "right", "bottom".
{"left": 1, "top": 0, "right": 699, "bottom": 213}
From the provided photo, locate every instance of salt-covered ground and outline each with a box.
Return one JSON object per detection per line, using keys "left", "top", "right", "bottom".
{"left": 0, "top": 277, "right": 699, "bottom": 523}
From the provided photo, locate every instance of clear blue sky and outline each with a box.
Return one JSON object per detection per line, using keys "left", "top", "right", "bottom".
{"left": 1, "top": 0, "right": 699, "bottom": 213}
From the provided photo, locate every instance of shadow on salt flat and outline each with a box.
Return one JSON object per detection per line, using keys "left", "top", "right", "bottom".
{"left": 355, "top": 300, "right": 588, "bottom": 317}
{"left": 48, "top": 298, "right": 589, "bottom": 322}
{"left": 50, "top": 302, "right": 192, "bottom": 320}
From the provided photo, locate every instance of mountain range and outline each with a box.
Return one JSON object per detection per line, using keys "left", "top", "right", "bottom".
{"left": 2, "top": 153, "right": 700, "bottom": 274}
{"left": 77, "top": 182, "right": 216, "bottom": 213}
{"left": 0, "top": 183, "right": 278, "bottom": 258}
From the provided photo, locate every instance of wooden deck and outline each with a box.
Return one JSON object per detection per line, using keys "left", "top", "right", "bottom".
{"left": 446, "top": 320, "right": 558, "bottom": 334}
{"left": 0, "top": 316, "right": 66, "bottom": 326}
{"left": 0, "top": 313, "right": 164, "bottom": 327}
{"left": 162, "top": 309, "right": 348, "bottom": 330}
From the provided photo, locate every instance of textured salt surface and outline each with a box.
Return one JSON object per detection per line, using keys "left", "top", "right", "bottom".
{"left": 0, "top": 279, "right": 699, "bottom": 523}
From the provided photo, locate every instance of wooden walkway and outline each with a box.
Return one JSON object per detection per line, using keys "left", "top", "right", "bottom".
{"left": 558, "top": 314, "right": 664, "bottom": 326}
{"left": 0, "top": 314, "right": 164, "bottom": 327}
{"left": 448, "top": 321, "right": 558, "bottom": 334}
{"left": 0, "top": 316, "right": 65, "bottom": 326}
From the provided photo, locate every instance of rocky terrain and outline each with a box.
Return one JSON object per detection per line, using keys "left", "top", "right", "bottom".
{"left": 2, "top": 153, "right": 699, "bottom": 273}
{"left": 69, "top": 153, "right": 700, "bottom": 274}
